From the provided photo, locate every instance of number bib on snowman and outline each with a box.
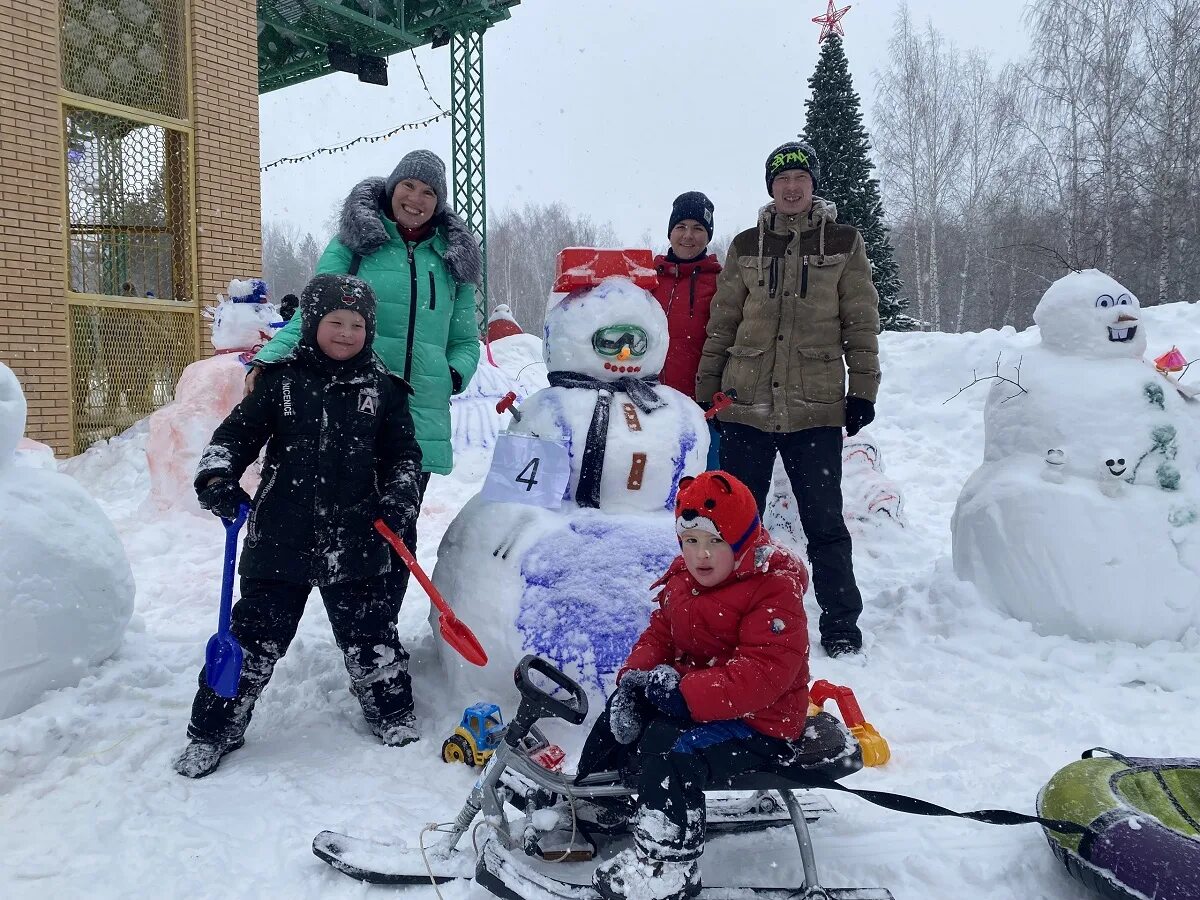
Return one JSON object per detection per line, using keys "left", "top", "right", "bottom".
{"left": 481, "top": 432, "right": 571, "bottom": 509}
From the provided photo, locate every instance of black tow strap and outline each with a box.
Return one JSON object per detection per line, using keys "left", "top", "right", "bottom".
{"left": 810, "top": 778, "right": 1092, "bottom": 837}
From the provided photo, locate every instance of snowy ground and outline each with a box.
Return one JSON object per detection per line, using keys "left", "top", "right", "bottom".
{"left": 4, "top": 308, "right": 1200, "bottom": 900}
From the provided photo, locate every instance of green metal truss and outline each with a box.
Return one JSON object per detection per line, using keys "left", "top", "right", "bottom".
{"left": 258, "top": 1, "right": 519, "bottom": 94}
{"left": 450, "top": 29, "right": 487, "bottom": 331}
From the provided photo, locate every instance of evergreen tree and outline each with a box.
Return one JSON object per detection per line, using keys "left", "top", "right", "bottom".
{"left": 802, "top": 34, "right": 917, "bottom": 330}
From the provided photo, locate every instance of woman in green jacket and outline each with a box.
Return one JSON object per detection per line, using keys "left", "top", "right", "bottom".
{"left": 250, "top": 150, "right": 482, "bottom": 741}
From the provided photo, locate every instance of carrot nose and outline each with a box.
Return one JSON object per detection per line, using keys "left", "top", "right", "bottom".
{"left": 617, "top": 346, "right": 632, "bottom": 361}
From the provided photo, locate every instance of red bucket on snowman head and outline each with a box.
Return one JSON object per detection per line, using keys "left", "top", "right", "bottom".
{"left": 553, "top": 248, "right": 658, "bottom": 293}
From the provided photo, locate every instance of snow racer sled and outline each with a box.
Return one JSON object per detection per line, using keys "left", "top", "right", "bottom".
{"left": 313, "top": 655, "right": 894, "bottom": 900}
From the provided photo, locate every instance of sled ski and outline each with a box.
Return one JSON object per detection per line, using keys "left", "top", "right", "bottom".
{"left": 312, "top": 830, "right": 471, "bottom": 885}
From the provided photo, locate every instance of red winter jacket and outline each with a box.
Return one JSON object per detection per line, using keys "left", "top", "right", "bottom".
{"left": 621, "top": 531, "right": 811, "bottom": 740}
{"left": 651, "top": 253, "right": 722, "bottom": 399}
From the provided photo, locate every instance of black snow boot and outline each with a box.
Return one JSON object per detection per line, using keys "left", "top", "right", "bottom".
{"left": 370, "top": 711, "right": 420, "bottom": 747}
{"left": 172, "top": 737, "right": 245, "bottom": 778}
{"left": 822, "top": 636, "right": 862, "bottom": 658}
{"left": 593, "top": 847, "right": 701, "bottom": 900}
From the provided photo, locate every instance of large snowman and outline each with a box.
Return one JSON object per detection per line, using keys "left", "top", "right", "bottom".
{"left": 431, "top": 251, "right": 708, "bottom": 708}
{"left": 953, "top": 270, "right": 1200, "bottom": 644}
{"left": 0, "top": 363, "right": 135, "bottom": 718}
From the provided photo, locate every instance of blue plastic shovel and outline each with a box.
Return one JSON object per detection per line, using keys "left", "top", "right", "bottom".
{"left": 205, "top": 504, "right": 249, "bottom": 698}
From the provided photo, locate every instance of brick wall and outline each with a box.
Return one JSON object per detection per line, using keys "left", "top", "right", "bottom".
{"left": 0, "top": 1, "right": 261, "bottom": 455}
{"left": 190, "top": 0, "right": 262, "bottom": 358}
{"left": 0, "top": 1, "right": 69, "bottom": 455}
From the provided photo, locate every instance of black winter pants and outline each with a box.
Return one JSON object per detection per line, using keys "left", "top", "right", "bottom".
{"left": 719, "top": 422, "right": 863, "bottom": 644}
{"left": 187, "top": 574, "right": 412, "bottom": 744}
{"left": 633, "top": 717, "right": 796, "bottom": 861}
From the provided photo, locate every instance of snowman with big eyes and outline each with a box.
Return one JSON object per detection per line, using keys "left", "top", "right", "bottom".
{"left": 953, "top": 268, "right": 1200, "bottom": 644}
{"left": 507, "top": 251, "right": 709, "bottom": 511}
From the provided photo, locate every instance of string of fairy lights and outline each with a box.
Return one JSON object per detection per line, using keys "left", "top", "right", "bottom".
{"left": 260, "top": 51, "right": 449, "bottom": 173}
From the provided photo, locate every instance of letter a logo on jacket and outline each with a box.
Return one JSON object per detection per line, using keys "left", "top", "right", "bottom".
{"left": 357, "top": 389, "right": 378, "bottom": 416}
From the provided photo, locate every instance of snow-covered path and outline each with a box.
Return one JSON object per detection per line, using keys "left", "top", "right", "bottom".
{"left": 4, "top": 308, "right": 1199, "bottom": 900}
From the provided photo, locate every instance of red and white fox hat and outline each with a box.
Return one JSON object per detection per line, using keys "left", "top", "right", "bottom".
{"left": 675, "top": 471, "right": 762, "bottom": 555}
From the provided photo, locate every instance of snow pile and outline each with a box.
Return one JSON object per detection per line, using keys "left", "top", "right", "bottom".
{"left": 0, "top": 363, "right": 135, "bottom": 719}
{"left": 953, "top": 271, "right": 1200, "bottom": 644}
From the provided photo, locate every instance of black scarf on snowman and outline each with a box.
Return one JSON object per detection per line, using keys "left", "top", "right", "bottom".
{"left": 547, "top": 371, "right": 667, "bottom": 509}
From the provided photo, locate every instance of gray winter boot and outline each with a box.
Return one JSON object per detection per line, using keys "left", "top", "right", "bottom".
{"left": 172, "top": 737, "right": 245, "bottom": 779}
{"left": 370, "top": 712, "right": 420, "bottom": 747}
{"left": 592, "top": 847, "right": 701, "bottom": 900}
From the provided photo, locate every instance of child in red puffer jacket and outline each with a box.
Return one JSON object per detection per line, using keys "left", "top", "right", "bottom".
{"left": 652, "top": 192, "right": 723, "bottom": 470}
{"left": 590, "top": 471, "right": 811, "bottom": 900}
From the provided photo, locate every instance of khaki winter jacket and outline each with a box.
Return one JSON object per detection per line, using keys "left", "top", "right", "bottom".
{"left": 696, "top": 199, "right": 881, "bottom": 433}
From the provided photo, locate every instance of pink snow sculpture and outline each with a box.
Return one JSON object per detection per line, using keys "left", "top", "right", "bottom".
{"left": 145, "top": 354, "right": 259, "bottom": 515}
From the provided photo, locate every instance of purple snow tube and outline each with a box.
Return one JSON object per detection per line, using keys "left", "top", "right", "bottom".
{"left": 1038, "top": 749, "right": 1200, "bottom": 900}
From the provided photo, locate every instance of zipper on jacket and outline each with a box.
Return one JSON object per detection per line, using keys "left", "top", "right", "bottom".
{"left": 689, "top": 267, "right": 699, "bottom": 317}
{"left": 428, "top": 270, "right": 437, "bottom": 310}
{"left": 247, "top": 466, "right": 278, "bottom": 545}
{"left": 665, "top": 271, "right": 680, "bottom": 316}
{"left": 404, "top": 244, "right": 418, "bottom": 383}
{"left": 800, "top": 255, "right": 810, "bottom": 299}
{"left": 768, "top": 257, "right": 779, "bottom": 299}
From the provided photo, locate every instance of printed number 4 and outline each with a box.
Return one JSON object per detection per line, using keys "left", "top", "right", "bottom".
{"left": 516, "top": 458, "right": 540, "bottom": 491}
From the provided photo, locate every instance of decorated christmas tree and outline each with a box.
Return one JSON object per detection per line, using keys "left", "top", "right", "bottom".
{"left": 802, "top": 31, "right": 916, "bottom": 331}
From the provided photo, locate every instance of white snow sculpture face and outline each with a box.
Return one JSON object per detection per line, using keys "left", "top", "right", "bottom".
{"left": 0, "top": 362, "right": 27, "bottom": 466}
{"left": 1032, "top": 269, "right": 1146, "bottom": 359}
{"left": 1103, "top": 455, "right": 1128, "bottom": 479}
{"left": 543, "top": 277, "right": 669, "bottom": 380}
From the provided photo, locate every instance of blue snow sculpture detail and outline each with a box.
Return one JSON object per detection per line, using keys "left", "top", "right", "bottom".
{"left": 517, "top": 516, "right": 678, "bottom": 687}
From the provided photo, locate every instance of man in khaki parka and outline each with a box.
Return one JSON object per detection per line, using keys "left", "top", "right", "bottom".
{"left": 695, "top": 140, "right": 881, "bottom": 657}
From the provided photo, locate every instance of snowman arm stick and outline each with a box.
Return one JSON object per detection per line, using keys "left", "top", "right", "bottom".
{"left": 696, "top": 244, "right": 749, "bottom": 404}
{"left": 941, "top": 353, "right": 1028, "bottom": 405}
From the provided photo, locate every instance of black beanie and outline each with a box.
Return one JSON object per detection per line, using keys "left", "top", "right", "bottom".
{"left": 668, "top": 191, "right": 715, "bottom": 240}
{"left": 299, "top": 273, "right": 377, "bottom": 356}
{"left": 765, "top": 141, "right": 820, "bottom": 196}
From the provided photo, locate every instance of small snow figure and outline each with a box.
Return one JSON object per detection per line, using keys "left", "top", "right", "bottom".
{"left": 508, "top": 250, "right": 708, "bottom": 512}
{"left": 953, "top": 269, "right": 1200, "bottom": 644}
{"left": 205, "top": 277, "right": 282, "bottom": 356}
{"left": 1042, "top": 448, "right": 1067, "bottom": 484}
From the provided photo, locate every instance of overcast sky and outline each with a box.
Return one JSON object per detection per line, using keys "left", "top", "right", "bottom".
{"left": 260, "top": 0, "right": 1029, "bottom": 246}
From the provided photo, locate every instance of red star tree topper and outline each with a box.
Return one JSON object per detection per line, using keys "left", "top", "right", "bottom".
{"left": 812, "top": 0, "right": 851, "bottom": 42}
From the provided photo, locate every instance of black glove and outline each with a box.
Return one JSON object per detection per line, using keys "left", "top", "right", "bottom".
{"left": 197, "top": 478, "right": 252, "bottom": 521}
{"left": 845, "top": 396, "right": 876, "bottom": 437}
{"left": 643, "top": 665, "right": 689, "bottom": 719}
{"left": 608, "top": 671, "right": 650, "bottom": 745}
{"left": 379, "top": 503, "right": 416, "bottom": 541}
{"left": 449, "top": 367, "right": 463, "bottom": 394}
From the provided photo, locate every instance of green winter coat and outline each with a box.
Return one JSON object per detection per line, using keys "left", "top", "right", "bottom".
{"left": 256, "top": 177, "right": 482, "bottom": 474}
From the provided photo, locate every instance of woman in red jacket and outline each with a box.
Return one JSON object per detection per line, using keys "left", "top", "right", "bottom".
{"left": 652, "top": 192, "right": 723, "bottom": 470}
{"left": 591, "top": 471, "right": 811, "bottom": 900}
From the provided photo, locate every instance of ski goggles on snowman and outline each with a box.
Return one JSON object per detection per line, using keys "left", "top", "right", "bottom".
{"left": 591, "top": 324, "right": 649, "bottom": 358}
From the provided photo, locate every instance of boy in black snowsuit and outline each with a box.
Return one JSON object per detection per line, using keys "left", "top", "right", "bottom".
{"left": 173, "top": 273, "right": 424, "bottom": 779}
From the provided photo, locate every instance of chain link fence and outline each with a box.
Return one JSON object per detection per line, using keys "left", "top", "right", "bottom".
{"left": 60, "top": 1, "right": 198, "bottom": 452}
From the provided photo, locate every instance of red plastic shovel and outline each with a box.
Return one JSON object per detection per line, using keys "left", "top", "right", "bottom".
{"left": 374, "top": 519, "right": 488, "bottom": 667}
